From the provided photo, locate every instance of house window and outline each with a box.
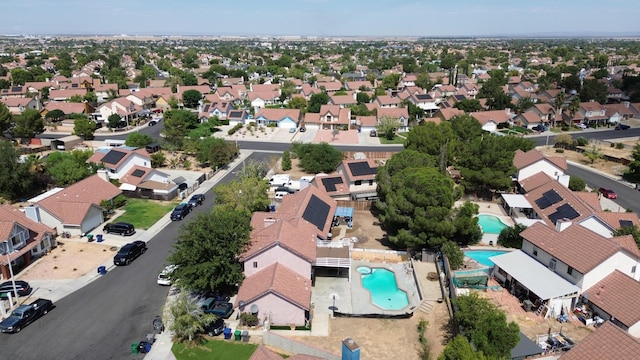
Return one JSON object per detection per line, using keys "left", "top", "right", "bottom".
{"left": 355, "top": 180, "right": 362, "bottom": 186}
{"left": 632, "top": 265, "right": 637, "bottom": 273}
{"left": 567, "top": 266, "right": 577, "bottom": 278}
{"left": 548, "top": 258, "right": 556, "bottom": 270}
{"left": 10, "top": 235, "right": 21, "bottom": 248}
{"left": 532, "top": 247, "right": 538, "bottom": 257}
{"left": 253, "top": 261, "right": 258, "bottom": 268}
{"left": 369, "top": 180, "right": 374, "bottom": 186}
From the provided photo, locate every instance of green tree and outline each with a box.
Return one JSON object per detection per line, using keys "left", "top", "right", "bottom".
{"left": 376, "top": 116, "right": 399, "bottom": 140}
{"left": 150, "top": 151, "right": 166, "bottom": 168}
{"left": 568, "top": 176, "right": 586, "bottom": 191}
{"left": 125, "top": 132, "right": 154, "bottom": 148}
{"left": 288, "top": 97, "right": 307, "bottom": 111}
{"left": 580, "top": 79, "right": 608, "bottom": 104}
{"left": 451, "top": 201, "right": 482, "bottom": 247}
{"left": 356, "top": 92, "right": 371, "bottom": 104}
{"left": 214, "top": 177, "right": 270, "bottom": 213}
{"left": 454, "top": 99, "right": 482, "bottom": 113}
{"left": 281, "top": 150, "right": 292, "bottom": 171}
{"left": 163, "top": 109, "right": 199, "bottom": 149}
{"left": 626, "top": 142, "right": 640, "bottom": 182}
{"left": 13, "top": 109, "right": 44, "bottom": 142}
{"left": 497, "top": 224, "right": 527, "bottom": 249}
{"left": 381, "top": 74, "right": 401, "bottom": 89}
{"left": 441, "top": 241, "right": 464, "bottom": 270}
{"left": 235, "top": 159, "right": 269, "bottom": 180}
{"left": 405, "top": 121, "right": 456, "bottom": 159}
{"left": 293, "top": 142, "right": 344, "bottom": 173}
{"left": 44, "top": 150, "right": 96, "bottom": 186}
{"left": 45, "top": 109, "right": 65, "bottom": 123}
{"left": 453, "top": 293, "right": 520, "bottom": 359}
{"left": 0, "top": 102, "right": 12, "bottom": 134}
{"left": 439, "top": 335, "right": 486, "bottom": 360}
{"left": 182, "top": 89, "right": 202, "bottom": 109}
{"left": 0, "top": 142, "right": 38, "bottom": 200}
{"left": 613, "top": 225, "right": 640, "bottom": 248}
{"left": 169, "top": 292, "right": 217, "bottom": 343}
{"left": 168, "top": 205, "right": 251, "bottom": 294}
{"left": 307, "top": 92, "right": 329, "bottom": 113}
{"left": 107, "top": 113, "right": 122, "bottom": 129}
{"left": 68, "top": 94, "right": 84, "bottom": 103}
{"left": 516, "top": 97, "right": 535, "bottom": 113}
{"left": 583, "top": 144, "right": 602, "bottom": 164}
{"left": 195, "top": 137, "right": 239, "bottom": 168}
{"left": 72, "top": 117, "right": 96, "bottom": 140}
{"left": 10, "top": 68, "right": 34, "bottom": 85}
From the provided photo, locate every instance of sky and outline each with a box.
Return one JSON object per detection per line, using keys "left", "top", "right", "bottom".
{"left": 1, "top": 0, "right": 639, "bottom": 37}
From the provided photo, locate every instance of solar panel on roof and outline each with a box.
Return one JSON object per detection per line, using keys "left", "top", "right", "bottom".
{"left": 542, "top": 190, "right": 563, "bottom": 205}
{"left": 321, "top": 177, "right": 343, "bottom": 192}
{"left": 348, "top": 162, "right": 377, "bottom": 177}
{"left": 302, "top": 195, "right": 330, "bottom": 231}
{"left": 620, "top": 220, "right": 634, "bottom": 228}
{"left": 549, "top": 204, "right": 580, "bottom": 223}
{"left": 101, "top": 149, "right": 127, "bottom": 165}
{"left": 131, "top": 169, "right": 145, "bottom": 178}
{"left": 535, "top": 197, "right": 552, "bottom": 209}
{"left": 11, "top": 86, "right": 22, "bottom": 92}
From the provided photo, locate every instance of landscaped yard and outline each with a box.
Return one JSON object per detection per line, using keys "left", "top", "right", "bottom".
{"left": 172, "top": 340, "right": 258, "bottom": 360}
{"left": 113, "top": 198, "right": 177, "bottom": 230}
{"left": 379, "top": 136, "right": 406, "bottom": 145}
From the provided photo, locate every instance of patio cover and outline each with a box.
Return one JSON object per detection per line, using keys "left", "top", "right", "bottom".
{"left": 501, "top": 194, "right": 532, "bottom": 209}
{"left": 334, "top": 206, "right": 354, "bottom": 218}
{"left": 490, "top": 250, "right": 580, "bottom": 300}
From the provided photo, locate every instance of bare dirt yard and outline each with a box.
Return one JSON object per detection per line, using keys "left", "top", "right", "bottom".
{"left": 19, "top": 240, "right": 116, "bottom": 281}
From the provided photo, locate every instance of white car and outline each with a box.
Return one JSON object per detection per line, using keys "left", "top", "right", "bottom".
{"left": 576, "top": 123, "right": 588, "bottom": 129}
{"left": 157, "top": 265, "right": 178, "bottom": 286}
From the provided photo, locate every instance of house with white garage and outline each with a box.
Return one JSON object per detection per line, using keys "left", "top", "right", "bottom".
{"left": 118, "top": 165, "right": 177, "bottom": 201}
{"left": 253, "top": 108, "right": 301, "bottom": 129}
{"left": 336, "top": 159, "right": 379, "bottom": 200}
{"left": 377, "top": 107, "right": 410, "bottom": 132}
{"left": 470, "top": 109, "right": 514, "bottom": 132}
{"left": 25, "top": 173, "right": 122, "bottom": 236}
{"left": 87, "top": 147, "right": 151, "bottom": 180}
{"left": 513, "top": 149, "right": 568, "bottom": 185}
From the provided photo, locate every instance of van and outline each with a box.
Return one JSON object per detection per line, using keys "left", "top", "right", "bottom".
{"left": 269, "top": 174, "right": 291, "bottom": 187}
{"left": 103, "top": 222, "right": 136, "bottom": 236}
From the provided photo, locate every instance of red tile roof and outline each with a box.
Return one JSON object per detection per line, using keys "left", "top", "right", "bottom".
{"left": 339, "top": 159, "right": 378, "bottom": 181}
{"left": 559, "top": 322, "right": 640, "bottom": 360}
{"left": 0, "top": 205, "right": 54, "bottom": 266}
{"left": 514, "top": 149, "right": 567, "bottom": 171}
{"left": 522, "top": 222, "right": 638, "bottom": 274}
{"left": 518, "top": 172, "right": 555, "bottom": 192}
{"left": 241, "top": 216, "right": 318, "bottom": 262}
{"left": 235, "top": 263, "right": 311, "bottom": 310}
{"left": 377, "top": 107, "right": 409, "bottom": 119}
{"left": 278, "top": 186, "right": 337, "bottom": 237}
{"left": 255, "top": 108, "right": 301, "bottom": 122}
{"left": 583, "top": 270, "right": 640, "bottom": 328}
{"left": 523, "top": 181, "right": 595, "bottom": 227}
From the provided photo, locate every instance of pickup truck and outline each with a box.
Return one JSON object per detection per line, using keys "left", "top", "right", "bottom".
{"left": 0, "top": 298, "right": 54, "bottom": 333}
{"left": 199, "top": 298, "right": 234, "bottom": 319}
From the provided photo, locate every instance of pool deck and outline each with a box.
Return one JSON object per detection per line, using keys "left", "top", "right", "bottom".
{"left": 457, "top": 200, "right": 515, "bottom": 246}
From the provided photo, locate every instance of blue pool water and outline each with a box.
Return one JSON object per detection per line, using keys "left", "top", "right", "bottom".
{"left": 477, "top": 214, "right": 509, "bottom": 234}
{"left": 361, "top": 268, "right": 409, "bottom": 310}
{"left": 465, "top": 250, "right": 508, "bottom": 267}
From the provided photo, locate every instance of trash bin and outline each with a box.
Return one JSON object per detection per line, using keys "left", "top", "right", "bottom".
{"left": 96, "top": 234, "right": 103, "bottom": 243}
{"left": 138, "top": 341, "right": 152, "bottom": 354}
{"left": 131, "top": 343, "right": 139, "bottom": 354}
{"left": 97, "top": 266, "right": 106, "bottom": 275}
{"left": 223, "top": 327, "right": 232, "bottom": 340}
{"left": 242, "top": 330, "right": 249, "bottom": 342}
{"left": 270, "top": 204, "right": 276, "bottom": 212}
{"left": 87, "top": 234, "right": 94, "bottom": 242}
{"left": 234, "top": 330, "right": 241, "bottom": 341}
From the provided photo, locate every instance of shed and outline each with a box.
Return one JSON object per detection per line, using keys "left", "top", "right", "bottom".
{"left": 50, "top": 135, "right": 83, "bottom": 151}
{"left": 145, "top": 143, "right": 161, "bottom": 154}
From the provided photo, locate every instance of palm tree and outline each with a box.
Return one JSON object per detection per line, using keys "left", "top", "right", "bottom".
{"left": 553, "top": 91, "right": 566, "bottom": 128}
{"left": 567, "top": 97, "right": 581, "bottom": 125}
{"left": 106, "top": 88, "right": 119, "bottom": 102}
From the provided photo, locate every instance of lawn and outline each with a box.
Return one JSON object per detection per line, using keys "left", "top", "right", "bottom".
{"left": 379, "top": 136, "right": 406, "bottom": 145}
{"left": 112, "top": 198, "right": 177, "bottom": 230}
{"left": 173, "top": 339, "right": 258, "bottom": 360}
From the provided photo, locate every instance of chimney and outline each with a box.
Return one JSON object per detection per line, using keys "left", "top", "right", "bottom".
{"left": 342, "top": 338, "right": 360, "bottom": 360}
{"left": 96, "top": 169, "right": 110, "bottom": 182}
{"left": 555, "top": 218, "right": 572, "bottom": 232}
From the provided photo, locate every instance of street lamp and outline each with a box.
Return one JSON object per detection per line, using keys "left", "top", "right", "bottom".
{"left": 2, "top": 241, "right": 18, "bottom": 303}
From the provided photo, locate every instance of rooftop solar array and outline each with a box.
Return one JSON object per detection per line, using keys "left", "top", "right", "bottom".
{"left": 535, "top": 189, "right": 563, "bottom": 209}
{"left": 131, "top": 169, "right": 145, "bottom": 178}
{"left": 348, "top": 161, "right": 377, "bottom": 177}
{"left": 620, "top": 220, "right": 634, "bottom": 228}
{"left": 548, "top": 203, "right": 580, "bottom": 224}
{"left": 228, "top": 110, "right": 243, "bottom": 117}
{"left": 11, "top": 86, "right": 23, "bottom": 92}
{"left": 302, "top": 194, "right": 330, "bottom": 231}
{"left": 321, "top": 177, "right": 343, "bottom": 192}
{"left": 101, "top": 149, "right": 127, "bottom": 165}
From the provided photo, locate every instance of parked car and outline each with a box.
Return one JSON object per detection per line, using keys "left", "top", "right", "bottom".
{"left": 532, "top": 124, "right": 548, "bottom": 132}
{"left": 599, "top": 187, "right": 617, "bottom": 199}
{"left": 274, "top": 186, "right": 296, "bottom": 194}
{"left": 199, "top": 298, "right": 234, "bottom": 319}
{"left": 0, "top": 280, "right": 32, "bottom": 300}
{"left": 576, "top": 123, "right": 588, "bottom": 129}
{"left": 0, "top": 298, "right": 53, "bottom": 333}
{"left": 369, "top": 129, "right": 378, "bottom": 137}
{"left": 103, "top": 222, "right": 136, "bottom": 236}
{"left": 205, "top": 317, "right": 225, "bottom": 336}
{"left": 187, "top": 194, "right": 205, "bottom": 208}
{"left": 288, "top": 127, "right": 296, "bottom": 133}
{"left": 299, "top": 126, "right": 306, "bottom": 132}
{"left": 113, "top": 241, "right": 147, "bottom": 266}
{"left": 170, "top": 203, "right": 191, "bottom": 221}
{"left": 615, "top": 123, "right": 630, "bottom": 130}
{"left": 148, "top": 118, "right": 161, "bottom": 126}
{"left": 157, "top": 265, "right": 178, "bottom": 286}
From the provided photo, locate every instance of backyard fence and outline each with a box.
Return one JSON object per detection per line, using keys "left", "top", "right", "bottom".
{"left": 335, "top": 200, "right": 374, "bottom": 211}
{"left": 263, "top": 331, "right": 340, "bottom": 360}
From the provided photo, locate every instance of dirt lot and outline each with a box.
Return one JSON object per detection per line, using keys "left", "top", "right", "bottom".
{"left": 538, "top": 141, "right": 634, "bottom": 177}
{"left": 19, "top": 240, "right": 116, "bottom": 280}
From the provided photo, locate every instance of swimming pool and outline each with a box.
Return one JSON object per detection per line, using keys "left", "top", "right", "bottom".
{"left": 361, "top": 268, "right": 409, "bottom": 310}
{"left": 465, "top": 250, "right": 508, "bottom": 267}
{"left": 477, "top": 214, "right": 509, "bottom": 234}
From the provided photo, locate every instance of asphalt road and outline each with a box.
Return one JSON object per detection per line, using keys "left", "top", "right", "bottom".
{"left": 567, "top": 164, "right": 639, "bottom": 213}
{"left": 0, "top": 152, "right": 273, "bottom": 360}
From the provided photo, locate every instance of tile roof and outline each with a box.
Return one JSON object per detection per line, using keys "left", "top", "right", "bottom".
{"left": 522, "top": 222, "right": 638, "bottom": 274}
{"left": 278, "top": 186, "right": 337, "bottom": 237}
{"left": 250, "top": 83, "right": 281, "bottom": 92}
{"left": 589, "top": 211, "right": 640, "bottom": 232}
{"left": 518, "top": 172, "right": 556, "bottom": 192}
{"left": 330, "top": 94, "right": 357, "bottom": 105}
{"left": 316, "top": 81, "right": 342, "bottom": 91}
{"left": 315, "top": 174, "right": 350, "bottom": 196}
{"left": 248, "top": 90, "right": 280, "bottom": 102}
{"left": 36, "top": 174, "right": 121, "bottom": 225}
{"left": 438, "top": 108, "right": 465, "bottom": 120}
{"left": 514, "top": 149, "right": 567, "bottom": 172}
{"left": 376, "top": 95, "right": 402, "bottom": 105}
{"left": 339, "top": 159, "right": 378, "bottom": 181}
{"left": 470, "top": 109, "right": 513, "bottom": 124}
{"left": 242, "top": 216, "right": 318, "bottom": 262}
{"left": 356, "top": 115, "right": 377, "bottom": 127}
{"left": 583, "top": 270, "right": 640, "bottom": 327}
{"left": 558, "top": 321, "right": 640, "bottom": 360}
{"left": 523, "top": 181, "right": 595, "bottom": 227}
{"left": 44, "top": 101, "right": 87, "bottom": 114}
{"left": 119, "top": 165, "right": 152, "bottom": 186}
{"left": 574, "top": 192, "right": 602, "bottom": 212}
{"left": 377, "top": 107, "right": 409, "bottom": 119}
{"left": 0, "top": 204, "right": 54, "bottom": 250}
{"left": 255, "top": 108, "right": 301, "bottom": 122}
{"left": 235, "top": 263, "right": 311, "bottom": 310}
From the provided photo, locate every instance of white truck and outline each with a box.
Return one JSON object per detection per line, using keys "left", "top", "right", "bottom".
{"left": 269, "top": 174, "right": 291, "bottom": 187}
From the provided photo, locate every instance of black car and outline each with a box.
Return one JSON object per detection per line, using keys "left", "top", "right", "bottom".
{"left": 170, "top": 203, "right": 191, "bottom": 221}
{"left": 615, "top": 123, "right": 630, "bottom": 130}
{"left": 205, "top": 317, "right": 225, "bottom": 336}
{"left": 113, "top": 241, "right": 147, "bottom": 266}
{"left": 532, "top": 124, "right": 549, "bottom": 132}
{"left": 103, "top": 222, "right": 136, "bottom": 236}
{"left": 0, "top": 280, "right": 32, "bottom": 300}
{"left": 0, "top": 298, "right": 53, "bottom": 333}
{"left": 187, "top": 194, "right": 205, "bottom": 208}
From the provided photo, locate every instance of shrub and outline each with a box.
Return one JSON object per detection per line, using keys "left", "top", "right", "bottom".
{"left": 281, "top": 150, "right": 292, "bottom": 171}
{"left": 240, "top": 312, "right": 259, "bottom": 327}
{"left": 575, "top": 137, "right": 588, "bottom": 146}
{"left": 227, "top": 123, "right": 244, "bottom": 135}
{"left": 555, "top": 148, "right": 564, "bottom": 153}
{"left": 616, "top": 143, "right": 625, "bottom": 149}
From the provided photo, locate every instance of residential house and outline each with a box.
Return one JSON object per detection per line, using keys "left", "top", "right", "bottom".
{"left": 469, "top": 109, "right": 514, "bottom": 132}
{"left": 0, "top": 97, "right": 40, "bottom": 115}
{"left": 558, "top": 322, "right": 640, "bottom": 360}
{"left": 87, "top": 147, "right": 152, "bottom": 180}
{"left": 97, "top": 98, "right": 142, "bottom": 125}
{"left": 41, "top": 101, "right": 91, "bottom": 120}
{"left": 249, "top": 91, "right": 281, "bottom": 109}
{"left": 227, "top": 109, "right": 250, "bottom": 126}
{"left": 354, "top": 115, "right": 378, "bottom": 133}
{"left": 513, "top": 112, "right": 543, "bottom": 129}
{"left": 93, "top": 83, "right": 119, "bottom": 103}
{"left": 513, "top": 149, "right": 568, "bottom": 185}
{"left": 344, "top": 80, "right": 373, "bottom": 92}
{"left": 578, "top": 101, "right": 608, "bottom": 126}
{"left": 118, "top": 165, "right": 177, "bottom": 201}
{"left": 314, "top": 174, "right": 351, "bottom": 200}
{"left": 377, "top": 107, "right": 410, "bottom": 132}
{"left": 26, "top": 172, "right": 122, "bottom": 236}
{"left": 399, "top": 74, "right": 417, "bottom": 88}
{"left": 48, "top": 88, "right": 87, "bottom": 101}
{"left": 300, "top": 83, "right": 322, "bottom": 100}
{"left": 432, "top": 85, "right": 457, "bottom": 100}
{"left": 254, "top": 108, "right": 301, "bottom": 129}
{"left": 374, "top": 95, "right": 401, "bottom": 108}
{"left": 406, "top": 93, "right": 439, "bottom": 114}
{"left": 0, "top": 85, "right": 27, "bottom": 98}
{"left": 329, "top": 94, "right": 357, "bottom": 108}
{"left": 604, "top": 103, "right": 633, "bottom": 124}
{"left": 250, "top": 83, "right": 281, "bottom": 93}
{"left": 582, "top": 270, "right": 640, "bottom": 336}
{"left": 0, "top": 204, "right": 55, "bottom": 280}
{"left": 24, "top": 81, "right": 57, "bottom": 95}
{"left": 434, "top": 108, "right": 464, "bottom": 122}
{"left": 198, "top": 101, "right": 234, "bottom": 121}
{"left": 336, "top": 159, "right": 378, "bottom": 200}
{"left": 315, "top": 80, "right": 342, "bottom": 93}
{"left": 176, "top": 84, "right": 212, "bottom": 98}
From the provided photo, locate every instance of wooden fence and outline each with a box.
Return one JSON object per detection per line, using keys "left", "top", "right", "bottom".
{"left": 335, "top": 200, "right": 375, "bottom": 211}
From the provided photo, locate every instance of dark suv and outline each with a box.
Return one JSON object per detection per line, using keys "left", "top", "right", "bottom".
{"left": 103, "top": 222, "right": 136, "bottom": 236}
{"left": 0, "top": 280, "right": 32, "bottom": 299}
{"left": 113, "top": 241, "right": 147, "bottom": 266}
{"left": 170, "top": 203, "right": 191, "bottom": 221}
{"left": 187, "top": 194, "right": 205, "bottom": 208}
{"left": 615, "top": 123, "right": 630, "bottom": 130}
